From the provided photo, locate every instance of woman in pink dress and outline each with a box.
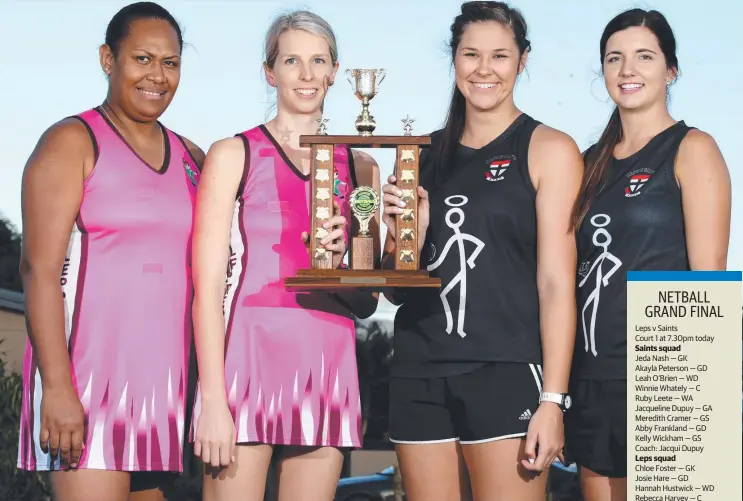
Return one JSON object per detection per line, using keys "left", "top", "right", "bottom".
{"left": 189, "top": 9, "right": 381, "bottom": 501}
{"left": 17, "top": 2, "right": 203, "bottom": 501}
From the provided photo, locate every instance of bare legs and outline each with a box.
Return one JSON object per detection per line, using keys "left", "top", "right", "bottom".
{"left": 50, "top": 470, "right": 174, "bottom": 501}
{"left": 461, "top": 438, "right": 547, "bottom": 501}
{"left": 580, "top": 467, "right": 627, "bottom": 501}
{"left": 395, "top": 438, "right": 549, "bottom": 501}
{"left": 202, "top": 444, "right": 344, "bottom": 501}
{"left": 395, "top": 441, "right": 471, "bottom": 501}
{"left": 276, "top": 446, "right": 344, "bottom": 501}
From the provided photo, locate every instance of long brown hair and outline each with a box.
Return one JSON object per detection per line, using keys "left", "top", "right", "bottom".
{"left": 570, "top": 8, "right": 679, "bottom": 231}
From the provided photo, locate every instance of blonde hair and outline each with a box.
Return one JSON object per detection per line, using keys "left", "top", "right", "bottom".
{"left": 264, "top": 10, "right": 338, "bottom": 68}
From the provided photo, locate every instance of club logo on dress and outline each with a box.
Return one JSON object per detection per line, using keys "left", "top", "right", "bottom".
{"left": 625, "top": 168, "right": 654, "bottom": 197}
{"left": 333, "top": 171, "right": 347, "bottom": 199}
{"left": 183, "top": 157, "right": 198, "bottom": 186}
{"left": 485, "top": 155, "right": 516, "bottom": 182}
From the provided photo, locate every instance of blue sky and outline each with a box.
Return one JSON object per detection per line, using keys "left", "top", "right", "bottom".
{"left": 1, "top": 0, "right": 740, "bottom": 317}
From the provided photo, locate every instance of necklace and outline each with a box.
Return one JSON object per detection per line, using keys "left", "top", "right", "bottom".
{"left": 100, "top": 102, "right": 165, "bottom": 138}
{"left": 99, "top": 102, "right": 125, "bottom": 134}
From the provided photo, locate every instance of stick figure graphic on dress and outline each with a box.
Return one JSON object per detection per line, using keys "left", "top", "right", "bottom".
{"left": 578, "top": 214, "right": 623, "bottom": 356}
{"left": 426, "top": 195, "right": 485, "bottom": 338}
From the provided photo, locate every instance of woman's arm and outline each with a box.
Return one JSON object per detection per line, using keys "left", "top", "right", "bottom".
{"left": 531, "top": 125, "right": 582, "bottom": 396}
{"left": 20, "top": 118, "right": 93, "bottom": 466}
{"left": 181, "top": 136, "right": 207, "bottom": 169}
{"left": 523, "top": 125, "right": 583, "bottom": 472}
{"left": 191, "top": 137, "right": 244, "bottom": 408}
{"left": 675, "top": 129, "right": 731, "bottom": 270}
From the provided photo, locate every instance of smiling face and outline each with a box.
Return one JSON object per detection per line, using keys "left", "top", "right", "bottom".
{"left": 264, "top": 28, "right": 338, "bottom": 116}
{"left": 100, "top": 18, "right": 181, "bottom": 122}
{"left": 454, "top": 20, "right": 526, "bottom": 113}
{"left": 603, "top": 26, "right": 676, "bottom": 113}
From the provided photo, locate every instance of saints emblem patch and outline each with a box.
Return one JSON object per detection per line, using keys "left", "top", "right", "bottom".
{"left": 625, "top": 168, "right": 654, "bottom": 197}
{"left": 485, "top": 154, "right": 516, "bottom": 182}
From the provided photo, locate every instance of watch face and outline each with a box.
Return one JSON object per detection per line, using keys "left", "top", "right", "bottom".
{"left": 564, "top": 395, "right": 572, "bottom": 409}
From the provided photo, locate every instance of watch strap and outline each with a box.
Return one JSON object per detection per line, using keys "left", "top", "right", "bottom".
{"left": 539, "top": 391, "right": 570, "bottom": 410}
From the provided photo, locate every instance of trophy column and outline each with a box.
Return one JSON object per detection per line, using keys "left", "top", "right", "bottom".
{"left": 310, "top": 143, "right": 335, "bottom": 270}
{"left": 394, "top": 144, "right": 420, "bottom": 271}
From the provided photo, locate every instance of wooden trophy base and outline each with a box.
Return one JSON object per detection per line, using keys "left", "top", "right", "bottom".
{"left": 286, "top": 224, "right": 441, "bottom": 292}
{"left": 284, "top": 269, "right": 441, "bottom": 291}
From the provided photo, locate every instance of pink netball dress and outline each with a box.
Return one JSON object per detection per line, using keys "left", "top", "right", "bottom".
{"left": 190, "top": 125, "right": 363, "bottom": 448}
{"left": 17, "top": 107, "right": 200, "bottom": 472}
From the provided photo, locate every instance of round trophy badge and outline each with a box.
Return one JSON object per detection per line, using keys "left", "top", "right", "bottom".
{"left": 349, "top": 186, "right": 380, "bottom": 236}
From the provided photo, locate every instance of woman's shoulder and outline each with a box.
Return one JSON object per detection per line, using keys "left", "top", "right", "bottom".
{"left": 531, "top": 121, "right": 577, "bottom": 146}
{"left": 678, "top": 126, "right": 718, "bottom": 153}
{"left": 169, "top": 132, "right": 206, "bottom": 169}
{"left": 527, "top": 122, "right": 584, "bottom": 183}
{"left": 529, "top": 122, "right": 581, "bottom": 162}
{"left": 675, "top": 126, "right": 728, "bottom": 180}
{"left": 30, "top": 116, "right": 97, "bottom": 163}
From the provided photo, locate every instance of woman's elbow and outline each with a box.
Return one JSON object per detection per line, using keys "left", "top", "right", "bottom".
{"left": 689, "top": 254, "right": 728, "bottom": 271}
{"left": 193, "top": 284, "right": 224, "bottom": 308}
{"left": 19, "top": 256, "right": 31, "bottom": 282}
{"left": 537, "top": 271, "right": 575, "bottom": 304}
{"left": 19, "top": 257, "right": 56, "bottom": 289}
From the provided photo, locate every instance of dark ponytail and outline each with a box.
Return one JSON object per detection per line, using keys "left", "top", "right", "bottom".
{"left": 435, "top": 86, "right": 467, "bottom": 186}
{"left": 570, "top": 8, "right": 679, "bottom": 231}
{"left": 570, "top": 108, "right": 622, "bottom": 230}
{"left": 433, "top": 1, "right": 531, "bottom": 188}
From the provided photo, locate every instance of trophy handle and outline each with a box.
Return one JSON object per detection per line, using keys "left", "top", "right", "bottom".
{"left": 345, "top": 69, "right": 355, "bottom": 86}
{"left": 376, "top": 69, "right": 386, "bottom": 85}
